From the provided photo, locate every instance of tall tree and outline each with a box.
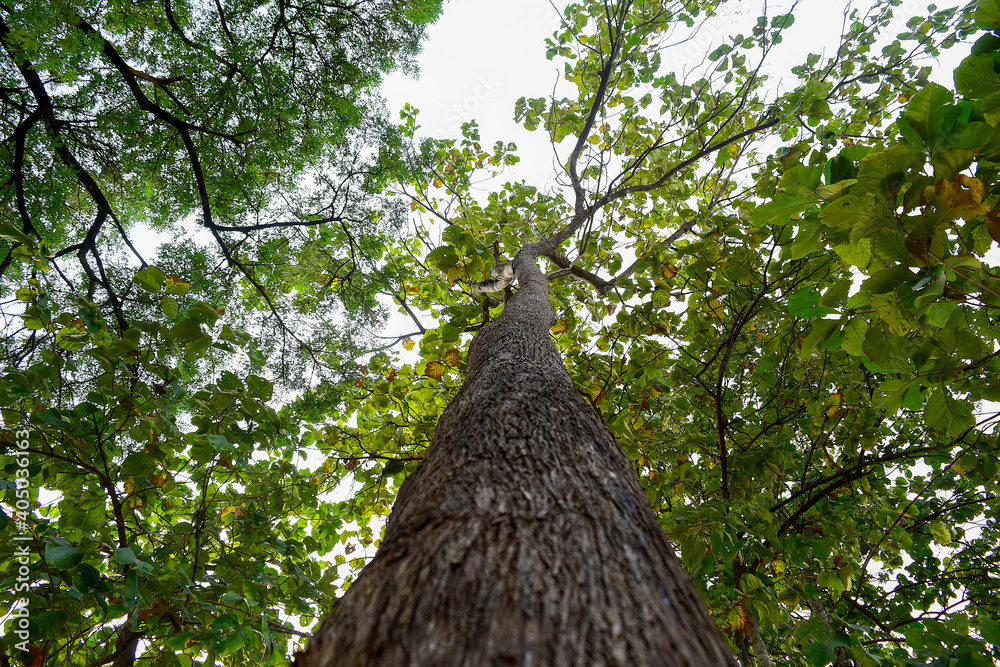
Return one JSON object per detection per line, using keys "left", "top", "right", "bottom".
{"left": 296, "top": 242, "right": 738, "bottom": 664}
{"left": 295, "top": 0, "right": 999, "bottom": 665}
{"left": 5, "top": 0, "right": 1000, "bottom": 665}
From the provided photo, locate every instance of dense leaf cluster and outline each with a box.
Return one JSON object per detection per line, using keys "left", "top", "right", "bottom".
{"left": 3, "top": 0, "right": 1000, "bottom": 665}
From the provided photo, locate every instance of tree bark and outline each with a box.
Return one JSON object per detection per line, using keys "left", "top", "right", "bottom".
{"left": 294, "top": 250, "right": 738, "bottom": 666}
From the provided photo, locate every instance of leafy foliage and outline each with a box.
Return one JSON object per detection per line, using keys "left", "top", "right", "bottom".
{"left": 4, "top": 0, "right": 1000, "bottom": 666}
{"left": 324, "top": 1, "right": 1000, "bottom": 666}
{"left": 0, "top": 0, "right": 440, "bottom": 664}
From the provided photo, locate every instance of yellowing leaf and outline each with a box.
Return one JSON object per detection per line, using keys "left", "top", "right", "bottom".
{"left": 929, "top": 522, "right": 952, "bottom": 546}
{"left": 425, "top": 361, "right": 446, "bottom": 380}
{"left": 704, "top": 299, "right": 725, "bottom": 319}
{"left": 402, "top": 337, "right": 415, "bottom": 351}
{"left": 552, "top": 319, "right": 569, "bottom": 334}
{"left": 661, "top": 263, "right": 678, "bottom": 280}
{"left": 164, "top": 274, "right": 192, "bottom": 296}
{"left": 778, "top": 589, "right": 801, "bottom": 607}
{"left": 922, "top": 174, "right": 990, "bottom": 222}
{"left": 726, "top": 605, "right": 753, "bottom": 635}
{"left": 826, "top": 405, "right": 842, "bottom": 419}
{"left": 444, "top": 349, "right": 462, "bottom": 367}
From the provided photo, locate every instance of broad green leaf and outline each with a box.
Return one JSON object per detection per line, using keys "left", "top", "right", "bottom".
{"left": 899, "top": 83, "right": 955, "bottom": 152}
{"left": 873, "top": 379, "right": 913, "bottom": 415}
{"left": 820, "top": 194, "right": 874, "bottom": 230}
{"left": 133, "top": 266, "right": 166, "bottom": 293}
{"left": 161, "top": 296, "right": 179, "bottom": 318}
{"left": 208, "top": 434, "right": 235, "bottom": 451}
{"left": 955, "top": 53, "right": 1000, "bottom": 114}
{"left": 751, "top": 193, "right": 816, "bottom": 225}
{"left": 787, "top": 290, "right": 838, "bottom": 318}
{"left": 0, "top": 223, "right": 34, "bottom": 246}
{"left": 929, "top": 522, "right": 952, "bottom": 546}
{"left": 976, "top": 0, "right": 1000, "bottom": 30}
{"left": 164, "top": 274, "right": 192, "bottom": 295}
{"left": 832, "top": 238, "right": 872, "bottom": 268}
{"left": 799, "top": 319, "right": 840, "bottom": 359}
{"left": 924, "top": 388, "right": 976, "bottom": 435}
{"left": 114, "top": 547, "right": 154, "bottom": 573}
{"left": 859, "top": 264, "right": 914, "bottom": 295}
{"left": 840, "top": 318, "right": 869, "bottom": 356}
{"left": 856, "top": 145, "right": 921, "bottom": 195}
{"left": 789, "top": 220, "right": 823, "bottom": 259}
{"left": 979, "top": 617, "right": 1000, "bottom": 645}
{"left": 188, "top": 302, "right": 222, "bottom": 326}
{"left": 44, "top": 538, "right": 84, "bottom": 569}
{"left": 30, "top": 611, "right": 70, "bottom": 640}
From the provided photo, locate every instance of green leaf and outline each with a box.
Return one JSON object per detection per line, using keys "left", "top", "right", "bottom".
{"left": 859, "top": 264, "right": 913, "bottom": 296}
{"left": 821, "top": 278, "right": 852, "bottom": 307}
{"left": 208, "top": 434, "right": 235, "bottom": 451}
{"left": 803, "top": 640, "right": 836, "bottom": 665}
{"left": 161, "top": 295, "right": 180, "bottom": 318}
{"left": 976, "top": 0, "right": 1000, "bottom": 30}
{"left": 873, "top": 379, "right": 913, "bottom": 415}
{"left": 899, "top": 83, "right": 956, "bottom": 153}
{"left": 787, "top": 290, "right": 837, "bottom": 318}
{"left": 751, "top": 193, "right": 815, "bottom": 225}
{"left": 56, "top": 323, "right": 89, "bottom": 351}
{"left": 164, "top": 274, "right": 192, "bottom": 295}
{"left": 789, "top": 220, "right": 823, "bottom": 259}
{"left": 924, "top": 387, "right": 975, "bottom": 435}
{"left": 122, "top": 452, "right": 157, "bottom": 478}
{"left": 114, "top": 547, "right": 154, "bottom": 573}
{"left": 0, "top": 223, "right": 35, "bottom": 246}
{"left": 979, "top": 616, "right": 1000, "bottom": 645}
{"left": 832, "top": 239, "right": 872, "bottom": 268}
{"left": 188, "top": 302, "right": 222, "bottom": 326}
{"left": 819, "top": 194, "right": 874, "bottom": 230}
{"left": 903, "top": 384, "right": 924, "bottom": 410}
{"left": 30, "top": 611, "right": 70, "bottom": 640}
{"left": 124, "top": 569, "right": 139, "bottom": 604}
{"left": 929, "top": 522, "right": 952, "bottom": 546}
{"left": 841, "top": 318, "right": 869, "bottom": 356}
{"left": 856, "top": 145, "right": 921, "bottom": 195}
{"left": 955, "top": 53, "right": 1000, "bottom": 114}
{"left": 133, "top": 266, "right": 166, "bottom": 293}
{"left": 799, "top": 319, "right": 840, "bottom": 359}
{"left": 45, "top": 538, "right": 84, "bottom": 569}
{"left": 166, "top": 632, "right": 198, "bottom": 650}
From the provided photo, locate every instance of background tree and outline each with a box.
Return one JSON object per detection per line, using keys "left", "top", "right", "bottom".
{"left": 0, "top": 0, "right": 440, "bottom": 664}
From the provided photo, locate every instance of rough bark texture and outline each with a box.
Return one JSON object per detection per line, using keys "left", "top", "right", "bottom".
{"left": 294, "top": 252, "right": 738, "bottom": 666}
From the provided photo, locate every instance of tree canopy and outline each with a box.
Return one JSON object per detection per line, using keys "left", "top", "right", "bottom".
{"left": 3, "top": 0, "right": 1000, "bottom": 665}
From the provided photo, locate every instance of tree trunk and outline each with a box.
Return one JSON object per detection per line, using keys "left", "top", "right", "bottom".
{"left": 294, "top": 251, "right": 738, "bottom": 666}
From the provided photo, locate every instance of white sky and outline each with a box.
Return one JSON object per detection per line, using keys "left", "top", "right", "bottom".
{"left": 379, "top": 0, "right": 946, "bottom": 190}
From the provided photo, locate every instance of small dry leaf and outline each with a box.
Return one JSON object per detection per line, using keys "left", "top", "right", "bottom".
{"left": 425, "top": 361, "right": 446, "bottom": 380}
